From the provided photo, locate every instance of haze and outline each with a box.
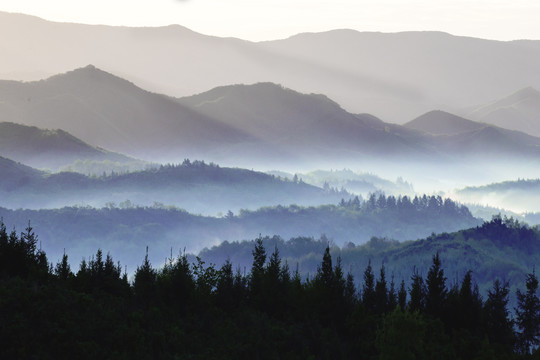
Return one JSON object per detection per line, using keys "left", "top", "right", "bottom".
{"left": 2, "top": 0, "right": 540, "bottom": 41}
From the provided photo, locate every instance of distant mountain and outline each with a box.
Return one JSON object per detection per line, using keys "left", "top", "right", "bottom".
{"left": 404, "top": 110, "right": 540, "bottom": 159}
{"left": 465, "top": 87, "right": 540, "bottom": 137}
{"left": 0, "top": 66, "right": 255, "bottom": 162}
{"left": 404, "top": 110, "right": 485, "bottom": 135}
{"left": 178, "top": 82, "right": 428, "bottom": 159}
{"left": 3, "top": 11, "right": 540, "bottom": 122}
{"left": 4, "top": 66, "right": 540, "bottom": 167}
{"left": 0, "top": 122, "right": 137, "bottom": 170}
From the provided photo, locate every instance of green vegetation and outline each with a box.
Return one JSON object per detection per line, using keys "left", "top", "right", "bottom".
{"left": 1, "top": 219, "right": 539, "bottom": 358}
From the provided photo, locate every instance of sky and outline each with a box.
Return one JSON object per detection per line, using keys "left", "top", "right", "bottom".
{"left": 0, "top": 0, "right": 539, "bottom": 41}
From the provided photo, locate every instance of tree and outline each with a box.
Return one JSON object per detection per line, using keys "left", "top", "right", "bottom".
{"left": 54, "top": 250, "right": 72, "bottom": 282}
{"left": 409, "top": 268, "right": 425, "bottom": 313}
{"left": 375, "top": 265, "right": 388, "bottom": 314}
{"left": 398, "top": 279, "right": 407, "bottom": 311}
{"left": 425, "top": 253, "right": 447, "bottom": 318}
{"left": 133, "top": 247, "right": 157, "bottom": 306}
{"left": 484, "top": 279, "right": 514, "bottom": 353}
{"left": 362, "top": 260, "right": 376, "bottom": 312}
{"left": 515, "top": 270, "right": 540, "bottom": 355}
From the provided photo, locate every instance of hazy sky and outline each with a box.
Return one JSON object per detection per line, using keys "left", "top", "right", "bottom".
{"left": 1, "top": 0, "right": 539, "bottom": 41}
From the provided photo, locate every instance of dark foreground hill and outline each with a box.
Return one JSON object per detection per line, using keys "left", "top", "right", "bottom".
{"left": 199, "top": 215, "right": 538, "bottom": 300}
{"left": 0, "top": 216, "right": 536, "bottom": 358}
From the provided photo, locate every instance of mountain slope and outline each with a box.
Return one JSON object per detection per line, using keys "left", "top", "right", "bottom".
{"left": 465, "top": 87, "right": 540, "bottom": 137}
{"left": 178, "top": 82, "right": 429, "bottom": 158}
{"left": 0, "top": 161, "right": 349, "bottom": 214}
{"left": 0, "top": 65, "right": 255, "bottom": 162}
{"left": 0, "top": 122, "right": 137, "bottom": 170}
{"left": 404, "top": 110, "right": 540, "bottom": 159}
{"left": 0, "top": 156, "right": 43, "bottom": 190}
{"left": 3, "top": 12, "right": 540, "bottom": 122}
{"left": 404, "top": 110, "right": 486, "bottom": 135}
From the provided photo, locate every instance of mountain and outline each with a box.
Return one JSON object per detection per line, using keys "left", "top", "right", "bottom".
{"left": 0, "top": 122, "right": 138, "bottom": 170}
{"left": 404, "top": 110, "right": 485, "bottom": 135}
{"left": 404, "top": 110, "right": 540, "bottom": 159}
{"left": 464, "top": 87, "right": 540, "bottom": 137}
{"left": 178, "top": 82, "right": 429, "bottom": 159}
{"left": 5, "top": 66, "right": 540, "bottom": 170}
{"left": 0, "top": 65, "right": 255, "bottom": 162}
{"left": 0, "top": 67, "right": 436, "bottom": 166}
{"left": 3, "top": 12, "right": 540, "bottom": 122}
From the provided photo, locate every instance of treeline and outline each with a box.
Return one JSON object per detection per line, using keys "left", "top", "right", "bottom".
{"left": 339, "top": 193, "right": 471, "bottom": 217}
{"left": 1, "top": 222, "right": 539, "bottom": 358}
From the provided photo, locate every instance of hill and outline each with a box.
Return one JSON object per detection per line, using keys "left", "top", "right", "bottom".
{"left": 0, "top": 194, "right": 479, "bottom": 274}
{"left": 0, "top": 122, "right": 138, "bottom": 170}
{"left": 465, "top": 87, "right": 540, "bottom": 137}
{"left": 404, "top": 110, "right": 485, "bottom": 135}
{"left": 0, "top": 160, "right": 348, "bottom": 213}
{"left": 3, "top": 12, "right": 540, "bottom": 122}
{"left": 0, "top": 156, "right": 43, "bottom": 190}
{"left": 198, "top": 216, "right": 538, "bottom": 301}
{"left": 455, "top": 178, "right": 540, "bottom": 214}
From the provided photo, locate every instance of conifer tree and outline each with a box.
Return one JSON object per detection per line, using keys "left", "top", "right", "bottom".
{"left": 484, "top": 279, "right": 514, "bottom": 352}
{"left": 375, "top": 265, "right": 388, "bottom": 314}
{"left": 362, "top": 260, "right": 376, "bottom": 312}
{"left": 409, "top": 268, "right": 425, "bottom": 313}
{"left": 398, "top": 279, "right": 407, "bottom": 311}
{"left": 515, "top": 270, "right": 540, "bottom": 355}
{"left": 425, "top": 253, "right": 447, "bottom": 318}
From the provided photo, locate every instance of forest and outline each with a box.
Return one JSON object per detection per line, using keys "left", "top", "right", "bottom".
{"left": 1, "top": 219, "right": 539, "bottom": 359}
{"left": 0, "top": 193, "right": 480, "bottom": 274}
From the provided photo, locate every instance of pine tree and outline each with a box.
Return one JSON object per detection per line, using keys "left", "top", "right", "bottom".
{"left": 133, "top": 247, "right": 157, "bottom": 306}
{"left": 362, "top": 260, "right": 376, "bottom": 312}
{"left": 375, "top": 265, "right": 388, "bottom": 314}
{"left": 398, "top": 279, "right": 407, "bottom": 311}
{"left": 408, "top": 268, "right": 425, "bottom": 313}
{"left": 425, "top": 253, "right": 447, "bottom": 318}
{"left": 484, "top": 279, "right": 514, "bottom": 352}
{"left": 54, "top": 250, "right": 72, "bottom": 282}
{"left": 515, "top": 270, "right": 540, "bottom": 355}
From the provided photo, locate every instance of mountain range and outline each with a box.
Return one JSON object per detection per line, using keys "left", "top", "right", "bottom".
{"left": 2, "top": 11, "right": 540, "bottom": 122}
{"left": 3, "top": 65, "right": 540, "bottom": 170}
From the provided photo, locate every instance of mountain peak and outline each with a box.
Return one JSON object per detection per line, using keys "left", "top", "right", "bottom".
{"left": 404, "top": 110, "right": 485, "bottom": 136}
{"left": 511, "top": 86, "right": 540, "bottom": 100}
